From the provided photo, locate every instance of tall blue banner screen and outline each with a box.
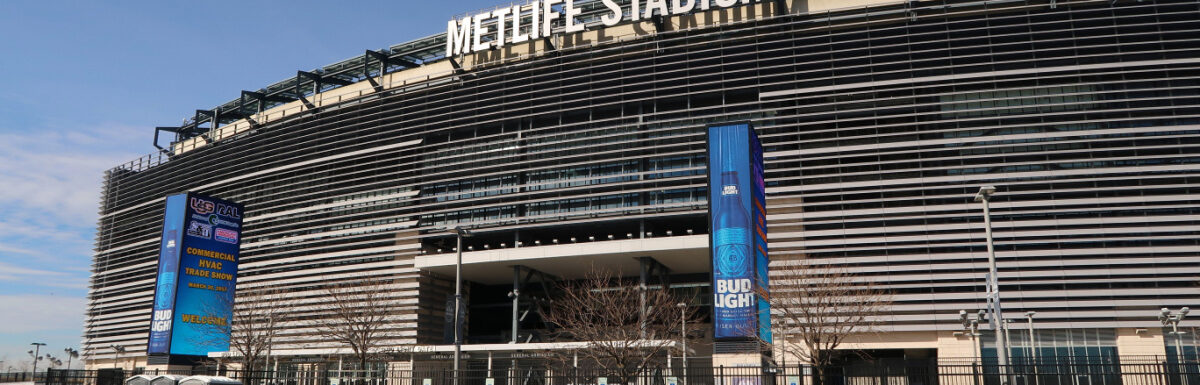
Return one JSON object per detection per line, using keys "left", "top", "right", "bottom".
{"left": 147, "top": 192, "right": 243, "bottom": 357}
{"left": 750, "top": 129, "right": 772, "bottom": 344}
{"left": 708, "top": 123, "right": 770, "bottom": 341}
{"left": 148, "top": 194, "right": 187, "bottom": 354}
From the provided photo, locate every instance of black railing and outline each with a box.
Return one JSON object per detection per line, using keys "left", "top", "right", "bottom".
{"left": 20, "top": 360, "right": 1200, "bottom": 385}
{"left": 0, "top": 372, "right": 37, "bottom": 383}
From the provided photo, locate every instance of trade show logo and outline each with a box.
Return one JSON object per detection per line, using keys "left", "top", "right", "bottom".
{"left": 214, "top": 228, "right": 239, "bottom": 244}
{"left": 216, "top": 203, "right": 241, "bottom": 219}
{"left": 186, "top": 221, "right": 212, "bottom": 239}
{"left": 190, "top": 197, "right": 214, "bottom": 214}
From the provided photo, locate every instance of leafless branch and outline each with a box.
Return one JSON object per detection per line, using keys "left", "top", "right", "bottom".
{"left": 770, "top": 262, "right": 892, "bottom": 372}
{"left": 195, "top": 286, "right": 289, "bottom": 377}
{"left": 543, "top": 267, "right": 700, "bottom": 381}
{"left": 309, "top": 276, "right": 402, "bottom": 371}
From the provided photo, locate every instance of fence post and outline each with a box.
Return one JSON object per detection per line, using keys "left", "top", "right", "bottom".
{"left": 973, "top": 361, "right": 981, "bottom": 385}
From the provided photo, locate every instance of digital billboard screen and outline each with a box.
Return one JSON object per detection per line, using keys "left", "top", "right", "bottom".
{"left": 750, "top": 128, "right": 772, "bottom": 344}
{"left": 708, "top": 123, "right": 770, "bottom": 341}
{"left": 147, "top": 192, "right": 243, "bottom": 357}
{"left": 148, "top": 194, "right": 187, "bottom": 354}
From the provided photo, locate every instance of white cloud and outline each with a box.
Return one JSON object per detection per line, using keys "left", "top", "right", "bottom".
{"left": 0, "top": 295, "right": 85, "bottom": 333}
{"left": 0, "top": 294, "right": 87, "bottom": 367}
{"left": 0, "top": 261, "right": 87, "bottom": 291}
{"left": 0, "top": 125, "right": 144, "bottom": 226}
{"left": 0, "top": 126, "right": 140, "bottom": 363}
{"left": 0, "top": 261, "right": 69, "bottom": 277}
{"left": 0, "top": 124, "right": 144, "bottom": 276}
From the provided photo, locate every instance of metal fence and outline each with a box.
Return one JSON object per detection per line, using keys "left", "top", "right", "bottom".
{"left": 15, "top": 360, "right": 1199, "bottom": 385}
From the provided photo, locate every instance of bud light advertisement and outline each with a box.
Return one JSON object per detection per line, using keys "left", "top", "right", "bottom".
{"left": 148, "top": 194, "right": 187, "bottom": 354}
{"left": 708, "top": 123, "right": 770, "bottom": 341}
{"left": 147, "top": 192, "right": 243, "bottom": 357}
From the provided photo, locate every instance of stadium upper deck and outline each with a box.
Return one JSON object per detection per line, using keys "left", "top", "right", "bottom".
{"left": 133, "top": 0, "right": 887, "bottom": 167}
{"left": 89, "top": 0, "right": 1200, "bottom": 371}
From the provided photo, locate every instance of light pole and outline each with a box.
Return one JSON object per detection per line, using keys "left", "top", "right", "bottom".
{"left": 1159, "top": 307, "right": 1190, "bottom": 372}
{"left": 64, "top": 348, "right": 79, "bottom": 371}
{"left": 446, "top": 226, "right": 472, "bottom": 385}
{"left": 109, "top": 345, "right": 125, "bottom": 371}
{"left": 975, "top": 186, "right": 1010, "bottom": 383}
{"left": 1024, "top": 312, "right": 1037, "bottom": 363}
{"left": 676, "top": 302, "right": 688, "bottom": 380}
{"left": 267, "top": 315, "right": 275, "bottom": 381}
{"left": 30, "top": 343, "right": 45, "bottom": 376}
{"left": 1003, "top": 320, "right": 1013, "bottom": 362}
{"left": 959, "top": 310, "right": 985, "bottom": 364}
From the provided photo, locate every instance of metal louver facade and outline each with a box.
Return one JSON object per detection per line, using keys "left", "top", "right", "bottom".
{"left": 86, "top": 0, "right": 1200, "bottom": 366}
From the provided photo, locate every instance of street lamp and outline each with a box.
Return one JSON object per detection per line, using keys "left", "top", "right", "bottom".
{"left": 1160, "top": 307, "right": 1190, "bottom": 365}
{"left": 959, "top": 310, "right": 985, "bottom": 364}
{"left": 1024, "top": 312, "right": 1037, "bottom": 364}
{"left": 30, "top": 343, "right": 46, "bottom": 375}
{"left": 109, "top": 345, "right": 126, "bottom": 370}
{"left": 267, "top": 315, "right": 276, "bottom": 380}
{"left": 676, "top": 302, "right": 688, "bottom": 380}
{"left": 975, "top": 186, "right": 1010, "bottom": 383}
{"left": 434, "top": 226, "right": 473, "bottom": 385}
{"left": 64, "top": 348, "right": 79, "bottom": 371}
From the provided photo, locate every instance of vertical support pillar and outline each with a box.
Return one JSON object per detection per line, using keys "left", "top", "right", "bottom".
{"left": 639, "top": 258, "right": 649, "bottom": 339}
{"left": 510, "top": 267, "right": 521, "bottom": 344}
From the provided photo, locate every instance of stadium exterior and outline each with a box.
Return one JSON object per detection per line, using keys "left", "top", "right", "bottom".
{"left": 85, "top": 0, "right": 1200, "bottom": 371}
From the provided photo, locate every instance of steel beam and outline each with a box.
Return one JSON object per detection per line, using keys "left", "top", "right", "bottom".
{"left": 773, "top": 0, "right": 787, "bottom": 14}
{"left": 508, "top": 265, "right": 557, "bottom": 343}
{"left": 651, "top": 15, "right": 667, "bottom": 33}
{"left": 637, "top": 256, "right": 671, "bottom": 338}
{"left": 367, "top": 50, "right": 419, "bottom": 70}
{"left": 293, "top": 72, "right": 319, "bottom": 110}
{"left": 152, "top": 127, "right": 179, "bottom": 156}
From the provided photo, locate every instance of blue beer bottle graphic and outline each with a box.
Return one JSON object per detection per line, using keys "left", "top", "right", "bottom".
{"left": 715, "top": 170, "right": 752, "bottom": 278}
{"left": 155, "top": 230, "right": 179, "bottom": 309}
{"left": 713, "top": 148, "right": 754, "bottom": 336}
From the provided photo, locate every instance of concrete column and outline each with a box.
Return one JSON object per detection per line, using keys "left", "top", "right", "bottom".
{"left": 937, "top": 331, "right": 982, "bottom": 361}
{"left": 389, "top": 360, "right": 414, "bottom": 385}
{"left": 1116, "top": 328, "right": 1169, "bottom": 385}
{"left": 937, "top": 331, "right": 985, "bottom": 385}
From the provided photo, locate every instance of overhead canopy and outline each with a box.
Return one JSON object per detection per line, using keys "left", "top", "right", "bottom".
{"left": 415, "top": 235, "right": 709, "bottom": 285}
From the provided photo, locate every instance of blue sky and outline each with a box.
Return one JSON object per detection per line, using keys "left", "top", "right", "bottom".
{"left": 0, "top": 0, "right": 497, "bottom": 369}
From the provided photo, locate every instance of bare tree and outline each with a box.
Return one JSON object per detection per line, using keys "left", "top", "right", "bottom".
{"left": 543, "top": 267, "right": 700, "bottom": 382}
{"left": 309, "top": 276, "right": 402, "bottom": 373}
{"left": 194, "top": 286, "right": 289, "bottom": 378}
{"left": 770, "top": 262, "right": 891, "bottom": 382}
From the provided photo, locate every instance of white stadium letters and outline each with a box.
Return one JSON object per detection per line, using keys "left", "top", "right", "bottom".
{"left": 448, "top": 0, "right": 756, "bottom": 56}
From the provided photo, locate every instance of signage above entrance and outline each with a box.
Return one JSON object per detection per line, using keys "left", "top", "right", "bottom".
{"left": 448, "top": 0, "right": 759, "bottom": 57}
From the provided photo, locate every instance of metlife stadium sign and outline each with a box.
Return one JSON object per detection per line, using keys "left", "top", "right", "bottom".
{"left": 147, "top": 192, "right": 243, "bottom": 358}
{"left": 707, "top": 124, "right": 771, "bottom": 342}
{"left": 447, "top": 0, "right": 759, "bottom": 56}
